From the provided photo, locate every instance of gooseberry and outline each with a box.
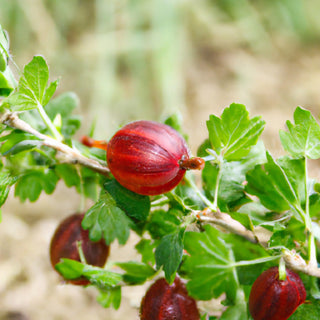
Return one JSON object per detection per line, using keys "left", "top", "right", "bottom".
{"left": 82, "top": 120, "right": 204, "bottom": 196}
{"left": 49, "top": 213, "right": 110, "bottom": 285}
{"left": 140, "top": 276, "right": 200, "bottom": 320}
{"left": 249, "top": 266, "right": 306, "bottom": 320}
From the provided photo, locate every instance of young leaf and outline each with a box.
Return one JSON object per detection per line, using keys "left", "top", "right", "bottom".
{"left": 280, "top": 107, "right": 320, "bottom": 159}
{"left": 82, "top": 192, "right": 132, "bottom": 245}
{"left": 181, "top": 225, "right": 238, "bottom": 300}
{"left": 155, "top": 227, "right": 185, "bottom": 283}
{"left": 206, "top": 103, "right": 265, "bottom": 161}
{"left": 116, "top": 261, "right": 156, "bottom": 284}
{"left": 7, "top": 56, "right": 58, "bottom": 111}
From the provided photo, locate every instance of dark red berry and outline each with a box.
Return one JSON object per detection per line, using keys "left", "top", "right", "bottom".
{"left": 106, "top": 120, "right": 203, "bottom": 195}
{"left": 249, "top": 266, "right": 306, "bottom": 320}
{"left": 49, "top": 213, "right": 110, "bottom": 285}
{"left": 140, "top": 277, "right": 200, "bottom": 320}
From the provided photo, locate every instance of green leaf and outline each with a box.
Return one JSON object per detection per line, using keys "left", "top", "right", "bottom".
{"left": 14, "top": 169, "right": 59, "bottom": 202}
{"left": 289, "top": 300, "right": 320, "bottom": 320}
{"left": 7, "top": 56, "right": 58, "bottom": 111}
{"left": 135, "top": 239, "right": 157, "bottom": 265}
{"left": 155, "top": 227, "right": 185, "bottom": 283}
{"left": 97, "top": 286, "right": 122, "bottom": 309}
{"left": 55, "top": 258, "right": 84, "bottom": 280}
{"left": 0, "top": 171, "right": 17, "bottom": 207}
{"left": 202, "top": 141, "right": 266, "bottom": 211}
{"left": 82, "top": 192, "right": 132, "bottom": 245}
{"left": 0, "top": 25, "right": 9, "bottom": 72}
{"left": 116, "top": 261, "right": 156, "bottom": 284}
{"left": 55, "top": 259, "right": 122, "bottom": 288}
{"left": 104, "top": 180, "right": 150, "bottom": 221}
{"left": 2, "top": 139, "right": 42, "bottom": 156}
{"left": 246, "top": 153, "right": 304, "bottom": 214}
{"left": 55, "top": 163, "right": 81, "bottom": 190}
{"left": 280, "top": 106, "right": 320, "bottom": 159}
{"left": 206, "top": 103, "right": 265, "bottom": 161}
{"left": 146, "top": 209, "right": 182, "bottom": 239}
{"left": 0, "top": 69, "right": 14, "bottom": 97}
{"left": 220, "top": 288, "right": 247, "bottom": 320}
{"left": 181, "top": 225, "right": 237, "bottom": 300}
{"left": 269, "top": 217, "right": 305, "bottom": 249}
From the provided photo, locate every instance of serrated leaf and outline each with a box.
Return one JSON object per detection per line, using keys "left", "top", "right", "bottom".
{"left": 246, "top": 153, "right": 304, "bottom": 214}
{"left": 181, "top": 225, "right": 237, "bottom": 300}
{"left": 202, "top": 141, "right": 266, "bottom": 211}
{"left": 55, "top": 163, "right": 81, "bottom": 190}
{"left": 104, "top": 180, "right": 150, "bottom": 221}
{"left": 116, "top": 261, "right": 156, "bottom": 284}
{"left": 280, "top": 107, "right": 320, "bottom": 159}
{"left": 206, "top": 103, "right": 265, "bottom": 161}
{"left": 155, "top": 227, "right": 185, "bottom": 283}
{"left": 82, "top": 193, "right": 132, "bottom": 245}
{"left": 7, "top": 56, "right": 58, "bottom": 111}
{"left": 14, "top": 169, "right": 59, "bottom": 202}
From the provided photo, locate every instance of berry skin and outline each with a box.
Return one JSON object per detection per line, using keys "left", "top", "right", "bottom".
{"left": 249, "top": 266, "right": 306, "bottom": 320}
{"left": 106, "top": 120, "right": 204, "bottom": 195}
{"left": 140, "top": 277, "right": 200, "bottom": 320}
{"left": 49, "top": 213, "right": 110, "bottom": 285}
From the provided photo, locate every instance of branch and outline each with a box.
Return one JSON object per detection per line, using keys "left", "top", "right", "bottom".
{"left": 198, "top": 208, "right": 320, "bottom": 278}
{"left": 0, "top": 111, "right": 110, "bottom": 175}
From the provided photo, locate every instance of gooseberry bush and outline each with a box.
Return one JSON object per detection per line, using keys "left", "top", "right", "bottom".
{"left": 1, "top": 25, "right": 320, "bottom": 320}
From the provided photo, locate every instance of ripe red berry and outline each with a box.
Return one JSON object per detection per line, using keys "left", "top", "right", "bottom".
{"left": 49, "top": 213, "right": 110, "bottom": 285}
{"left": 249, "top": 266, "right": 306, "bottom": 320}
{"left": 140, "top": 277, "right": 200, "bottom": 320}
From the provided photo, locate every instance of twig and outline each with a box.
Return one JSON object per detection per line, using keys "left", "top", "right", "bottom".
{"left": 198, "top": 208, "right": 320, "bottom": 278}
{"left": 0, "top": 111, "right": 110, "bottom": 175}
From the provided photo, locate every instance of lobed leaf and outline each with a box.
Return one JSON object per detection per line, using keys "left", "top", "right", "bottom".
{"left": 82, "top": 192, "right": 132, "bottom": 245}
{"left": 155, "top": 227, "right": 185, "bottom": 283}
{"left": 181, "top": 225, "right": 237, "bottom": 300}
{"left": 280, "top": 107, "right": 320, "bottom": 159}
{"left": 7, "top": 56, "right": 58, "bottom": 111}
{"left": 206, "top": 103, "right": 265, "bottom": 161}
{"left": 246, "top": 153, "right": 304, "bottom": 215}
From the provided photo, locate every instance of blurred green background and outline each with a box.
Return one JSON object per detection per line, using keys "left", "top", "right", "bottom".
{"left": 1, "top": 1, "right": 320, "bottom": 319}
{"left": 1, "top": 0, "right": 320, "bottom": 149}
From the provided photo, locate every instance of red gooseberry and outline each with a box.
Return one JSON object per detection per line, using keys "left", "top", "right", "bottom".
{"left": 81, "top": 120, "right": 204, "bottom": 196}
{"left": 140, "top": 276, "right": 200, "bottom": 320}
{"left": 49, "top": 213, "right": 110, "bottom": 285}
{"left": 249, "top": 266, "right": 306, "bottom": 320}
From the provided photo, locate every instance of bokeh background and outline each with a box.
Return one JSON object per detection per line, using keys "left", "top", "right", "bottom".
{"left": 1, "top": 0, "right": 320, "bottom": 319}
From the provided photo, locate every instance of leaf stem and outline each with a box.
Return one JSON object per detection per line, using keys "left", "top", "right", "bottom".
{"left": 36, "top": 102, "right": 63, "bottom": 141}
{"left": 304, "top": 157, "right": 317, "bottom": 267}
